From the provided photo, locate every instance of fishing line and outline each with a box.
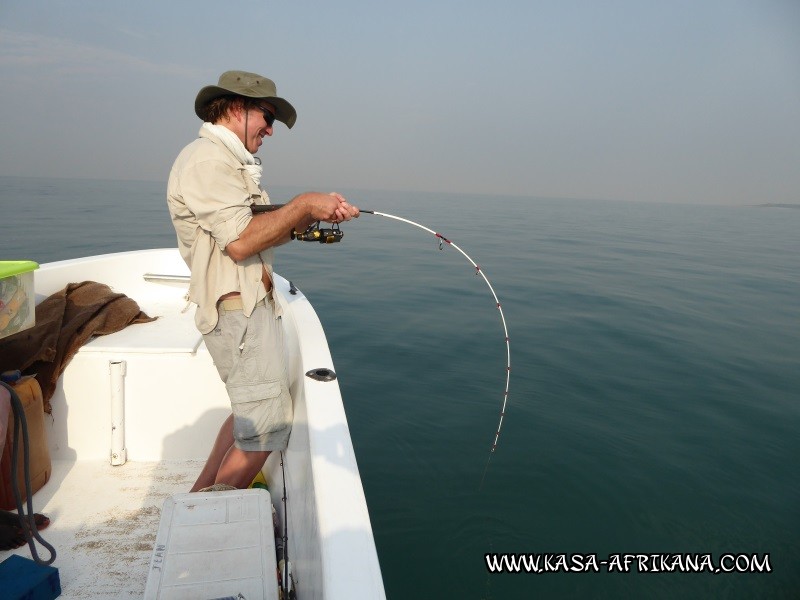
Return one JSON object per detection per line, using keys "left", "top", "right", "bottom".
{"left": 252, "top": 204, "right": 511, "bottom": 478}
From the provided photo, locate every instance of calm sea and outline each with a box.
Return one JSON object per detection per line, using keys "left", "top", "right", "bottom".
{"left": 1, "top": 176, "right": 798, "bottom": 598}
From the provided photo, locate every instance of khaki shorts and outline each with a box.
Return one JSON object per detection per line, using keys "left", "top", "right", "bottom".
{"left": 203, "top": 297, "right": 292, "bottom": 451}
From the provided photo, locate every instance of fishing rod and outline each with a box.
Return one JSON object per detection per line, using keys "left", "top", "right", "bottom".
{"left": 252, "top": 203, "right": 511, "bottom": 464}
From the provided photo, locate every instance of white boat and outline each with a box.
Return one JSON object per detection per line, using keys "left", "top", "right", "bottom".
{"left": 1, "top": 248, "right": 386, "bottom": 599}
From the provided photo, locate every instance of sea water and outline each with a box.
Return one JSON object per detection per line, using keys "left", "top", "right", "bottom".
{"left": 1, "top": 176, "right": 798, "bottom": 598}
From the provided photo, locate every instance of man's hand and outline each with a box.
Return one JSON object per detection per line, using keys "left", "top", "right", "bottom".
{"left": 227, "top": 191, "right": 360, "bottom": 261}
{"left": 306, "top": 192, "right": 360, "bottom": 223}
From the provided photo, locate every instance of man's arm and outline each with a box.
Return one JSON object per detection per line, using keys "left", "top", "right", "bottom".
{"left": 225, "top": 192, "right": 358, "bottom": 262}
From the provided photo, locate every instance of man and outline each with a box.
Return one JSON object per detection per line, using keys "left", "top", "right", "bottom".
{"left": 167, "top": 70, "right": 359, "bottom": 491}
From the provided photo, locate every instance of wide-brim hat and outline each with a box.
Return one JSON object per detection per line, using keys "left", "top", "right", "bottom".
{"left": 195, "top": 70, "right": 297, "bottom": 128}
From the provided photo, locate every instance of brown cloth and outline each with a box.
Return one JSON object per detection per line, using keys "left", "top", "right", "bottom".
{"left": 0, "top": 281, "right": 155, "bottom": 412}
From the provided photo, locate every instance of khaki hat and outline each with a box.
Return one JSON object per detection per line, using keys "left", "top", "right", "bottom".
{"left": 195, "top": 70, "right": 297, "bottom": 128}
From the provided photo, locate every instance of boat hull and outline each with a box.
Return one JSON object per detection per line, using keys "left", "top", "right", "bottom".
{"left": 2, "top": 248, "right": 385, "bottom": 599}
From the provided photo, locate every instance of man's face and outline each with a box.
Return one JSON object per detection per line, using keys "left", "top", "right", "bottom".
{"left": 243, "top": 103, "right": 276, "bottom": 154}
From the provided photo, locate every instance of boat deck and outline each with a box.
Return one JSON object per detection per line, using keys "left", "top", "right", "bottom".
{"left": 1, "top": 250, "right": 386, "bottom": 598}
{"left": 2, "top": 459, "right": 205, "bottom": 599}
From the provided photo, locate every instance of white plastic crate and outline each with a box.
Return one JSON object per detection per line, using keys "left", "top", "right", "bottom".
{"left": 144, "top": 490, "right": 278, "bottom": 600}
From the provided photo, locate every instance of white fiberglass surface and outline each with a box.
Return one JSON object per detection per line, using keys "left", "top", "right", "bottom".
{"left": 6, "top": 249, "right": 385, "bottom": 599}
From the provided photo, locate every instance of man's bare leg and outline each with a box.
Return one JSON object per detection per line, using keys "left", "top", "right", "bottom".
{"left": 190, "top": 414, "right": 269, "bottom": 491}
{"left": 190, "top": 414, "right": 235, "bottom": 492}
{"left": 214, "top": 447, "right": 270, "bottom": 489}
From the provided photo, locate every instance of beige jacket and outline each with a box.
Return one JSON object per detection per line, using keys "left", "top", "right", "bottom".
{"left": 167, "top": 127, "right": 274, "bottom": 334}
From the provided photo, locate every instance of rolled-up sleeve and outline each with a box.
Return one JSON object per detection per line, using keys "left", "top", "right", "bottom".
{"left": 181, "top": 159, "right": 253, "bottom": 251}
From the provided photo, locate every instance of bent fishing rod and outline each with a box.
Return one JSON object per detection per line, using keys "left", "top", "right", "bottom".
{"left": 252, "top": 203, "right": 511, "bottom": 466}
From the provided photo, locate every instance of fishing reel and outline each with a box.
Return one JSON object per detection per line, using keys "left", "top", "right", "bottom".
{"left": 292, "top": 221, "right": 343, "bottom": 243}
{"left": 250, "top": 204, "right": 344, "bottom": 243}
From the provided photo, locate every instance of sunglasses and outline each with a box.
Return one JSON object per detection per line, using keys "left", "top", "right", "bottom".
{"left": 258, "top": 106, "right": 276, "bottom": 127}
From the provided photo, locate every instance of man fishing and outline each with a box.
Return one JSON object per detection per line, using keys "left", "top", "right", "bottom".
{"left": 167, "top": 70, "right": 359, "bottom": 491}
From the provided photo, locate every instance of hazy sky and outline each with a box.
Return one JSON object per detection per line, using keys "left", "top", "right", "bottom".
{"left": 1, "top": 0, "right": 798, "bottom": 204}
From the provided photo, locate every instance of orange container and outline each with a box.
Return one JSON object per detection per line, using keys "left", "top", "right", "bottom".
{"left": 0, "top": 376, "right": 51, "bottom": 510}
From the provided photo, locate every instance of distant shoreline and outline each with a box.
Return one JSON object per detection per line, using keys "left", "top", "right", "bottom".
{"left": 755, "top": 203, "right": 800, "bottom": 209}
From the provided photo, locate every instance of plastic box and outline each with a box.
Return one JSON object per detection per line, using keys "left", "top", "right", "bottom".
{"left": 0, "top": 261, "right": 39, "bottom": 340}
{"left": 0, "top": 554, "right": 61, "bottom": 600}
{"left": 144, "top": 489, "right": 279, "bottom": 599}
